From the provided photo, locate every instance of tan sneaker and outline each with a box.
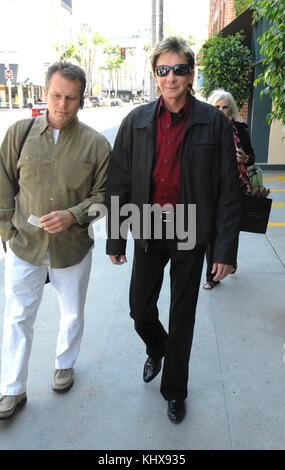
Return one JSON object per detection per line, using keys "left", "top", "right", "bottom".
{"left": 0, "top": 393, "right": 27, "bottom": 420}
{"left": 52, "top": 368, "right": 74, "bottom": 393}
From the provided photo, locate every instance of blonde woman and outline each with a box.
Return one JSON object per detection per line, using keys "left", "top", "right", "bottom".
{"left": 203, "top": 89, "right": 255, "bottom": 290}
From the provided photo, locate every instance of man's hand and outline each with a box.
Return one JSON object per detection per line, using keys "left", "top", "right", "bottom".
{"left": 109, "top": 255, "right": 127, "bottom": 265}
{"left": 212, "top": 262, "right": 235, "bottom": 281}
{"left": 40, "top": 210, "right": 76, "bottom": 233}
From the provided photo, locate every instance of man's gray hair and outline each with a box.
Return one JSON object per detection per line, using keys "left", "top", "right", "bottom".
{"left": 45, "top": 61, "right": 86, "bottom": 109}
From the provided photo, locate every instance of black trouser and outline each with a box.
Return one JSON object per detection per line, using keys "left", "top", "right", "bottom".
{"left": 130, "top": 239, "right": 206, "bottom": 401}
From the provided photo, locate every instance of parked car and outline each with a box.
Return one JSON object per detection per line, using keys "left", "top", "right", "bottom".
{"left": 99, "top": 97, "right": 106, "bottom": 106}
{"left": 110, "top": 99, "right": 123, "bottom": 107}
{"left": 31, "top": 102, "right": 47, "bottom": 117}
{"left": 133, "top": 97, "right": 142, "bottom": 105}
{"left": 89, "top": 96, "right": 100, "bottom": 107}
{"left": 84, "top": 98, "right": 93, "bottom": 108}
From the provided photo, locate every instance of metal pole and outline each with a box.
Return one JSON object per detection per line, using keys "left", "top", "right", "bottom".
{"left": 7, "top": 79, "right": 12, "bottom": 110}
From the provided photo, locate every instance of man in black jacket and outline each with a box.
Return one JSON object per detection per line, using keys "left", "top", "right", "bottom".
{"left": 106, "top": 37, "right": 240, "bottom": 423}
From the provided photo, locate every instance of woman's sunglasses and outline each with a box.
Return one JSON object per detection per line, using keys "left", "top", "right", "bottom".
{"left": 155, "top": 64, "right": 191, "bottom": 77}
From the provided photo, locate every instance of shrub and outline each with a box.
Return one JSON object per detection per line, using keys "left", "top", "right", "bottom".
{"left": 200, "top": 32, "right": 253, "bottom": 109}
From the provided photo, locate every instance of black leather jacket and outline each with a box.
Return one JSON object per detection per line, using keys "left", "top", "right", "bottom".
{"left": 106, "top": 95, "right": 241, "bottom": 264}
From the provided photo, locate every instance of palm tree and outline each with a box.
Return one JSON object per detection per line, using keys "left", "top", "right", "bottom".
{"left": 101, "top": 45, "right": 125, "bottom": 98}
{"left": 77, "top": 25, "right": 106, "bottom": 96}
{"left": 158, "top": 0, "right": 163, "bottom": 41}
{"left": 143, "top": 42, "right": 151, "bottom": 98}
{"left": 152, "top": 0, "right": 157, "bottom": 48}
{"left": 113, "top": 56, "right": 125, "bottom": 98}
{"left": 90, "top": 32, "right": 106, "bottom": 94}
{"left": 99, "top": 60, "right": 115, "bottom": 98}
{"left": 151, "top": 0, "right": 157, "bottom": 100}
{"left": 58, "top": 42, "right": 82, "bottom": 64}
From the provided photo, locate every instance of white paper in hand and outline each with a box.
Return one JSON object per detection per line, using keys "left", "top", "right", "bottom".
{"left": 28, "top": 215, "right": 42, "bottom": 228}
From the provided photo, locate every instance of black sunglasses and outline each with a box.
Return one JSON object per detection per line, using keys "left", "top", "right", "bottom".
{"left": 155, "top": 64, "right": 191, "bottom": 77}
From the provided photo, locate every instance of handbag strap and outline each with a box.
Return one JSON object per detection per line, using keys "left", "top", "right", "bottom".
{"left": 16, "top": 117, "right": 36, "bottom": 178}
{"left": 2, "top": 118, "right": 36, "bottom": 253}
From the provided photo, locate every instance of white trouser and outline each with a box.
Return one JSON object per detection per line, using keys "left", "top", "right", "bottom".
{"left": 1, "top": 244, "right": 92, "bottom": 395}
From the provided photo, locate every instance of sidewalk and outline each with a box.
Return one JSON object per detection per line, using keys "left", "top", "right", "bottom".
{"left": 0, "top": 170, "right": 285, "bottom": 450}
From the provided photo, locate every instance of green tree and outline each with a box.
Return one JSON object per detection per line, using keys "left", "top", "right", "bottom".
{"left": 113, "top": 55, "right": 125, "bottom": 98}
{"left": 57, "top": 42, "right": 82, "bottom": 64}
{"left": 100, "top": 45, "right": 125, "bottom": 98}
{"left": 59, "top": 25, "right": 106, "bottom": 96}
{"left": 77, "top": 25, "right": 106, "bottom": 96}
{"left": 253, "top": 0, "right": 285, "bottom": 125}
{"left": 200, "top": 32, "right": 253, "bottom": 108}
{"left": 234, "top": 0, "right": 253, "bottom": 16}
{"left": 99, "top": 60, "right": 115, "bottom": 97}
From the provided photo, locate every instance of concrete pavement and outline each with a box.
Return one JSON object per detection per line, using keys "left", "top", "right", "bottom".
{"left": 0, "top": 170, "right": 285, "bottom": 450}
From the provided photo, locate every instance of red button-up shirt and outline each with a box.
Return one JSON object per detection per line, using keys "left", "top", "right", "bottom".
{"left": 151, "top": 95, "right": 190, "bottom": 207}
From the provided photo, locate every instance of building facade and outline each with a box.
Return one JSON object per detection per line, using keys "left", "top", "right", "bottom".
{"left": 208, "top": 0, "right": 235, "bottom": 36}
{"left": 0, "top": 0, "right": 75, "bottom": 108}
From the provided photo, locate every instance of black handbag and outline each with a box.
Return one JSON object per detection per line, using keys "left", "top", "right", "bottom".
{"left": 240, "top": 194, "right": 272, "bottom": 234}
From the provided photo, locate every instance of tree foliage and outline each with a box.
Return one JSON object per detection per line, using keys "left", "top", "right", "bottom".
{"left": 100, "top": 45, "right": 125, "bottom": 97}
{"left": 234, "top": 0, "right": 253, "bottom": 16}
{"left": 57, "top": 42, "right": 82, "bottom": 64}
{"left": 59, "top": 25, "right": 106, "bottom": 95}
{"left": 253, "top": 0, "right": 285, "bottom": 125}
{"left": 200, "top": 32, "right": 253, "bottom": 108}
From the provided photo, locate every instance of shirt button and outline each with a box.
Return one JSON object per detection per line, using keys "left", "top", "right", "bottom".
{"left": 50, "top": 197, "right": 53, "bottom": 201}
{"left": 164, "top": 159, "right": 168, "bottom": 163}
{"left": 166, "top": 124, "right": 170, "bottom": 129}
{"left": 161, "top": 178, "right": 165, "bottom": 183}
{"left": 168, "top": 140, "right": 171, "bottom": 144}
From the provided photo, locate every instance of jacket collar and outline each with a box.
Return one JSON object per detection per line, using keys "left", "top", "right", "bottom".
{"left": 133, "top": 94, "right": 210, "bottom": 128}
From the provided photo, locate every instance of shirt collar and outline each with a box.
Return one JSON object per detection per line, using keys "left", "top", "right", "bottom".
{"left": 156, "top": 94, "right": 191, "bottom": 120}
{"left": 38, "top": 110, "right": 79, "bottom": 134}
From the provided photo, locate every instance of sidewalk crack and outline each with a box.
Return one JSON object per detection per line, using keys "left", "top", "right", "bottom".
{"left": 210, "top": 298, "right": 233, "bottom": 449}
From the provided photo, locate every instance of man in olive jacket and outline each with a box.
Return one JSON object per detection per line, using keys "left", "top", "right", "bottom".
{"left": 106, "top": 37, "right": 241, "bottom": 423}
{"left": 0, "top": 62, "right": 110, "bottom": 420}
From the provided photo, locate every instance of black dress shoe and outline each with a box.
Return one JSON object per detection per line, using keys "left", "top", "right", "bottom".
{"left": 167, "top": 400, "right": 186, "bottom": 423}
{"left": 143, "top": 356, "right": 162, "bottom": 383}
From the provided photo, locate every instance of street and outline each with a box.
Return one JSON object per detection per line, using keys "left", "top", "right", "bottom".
{"left": 0, "top": 104, "right": 132, "bottom": 148}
